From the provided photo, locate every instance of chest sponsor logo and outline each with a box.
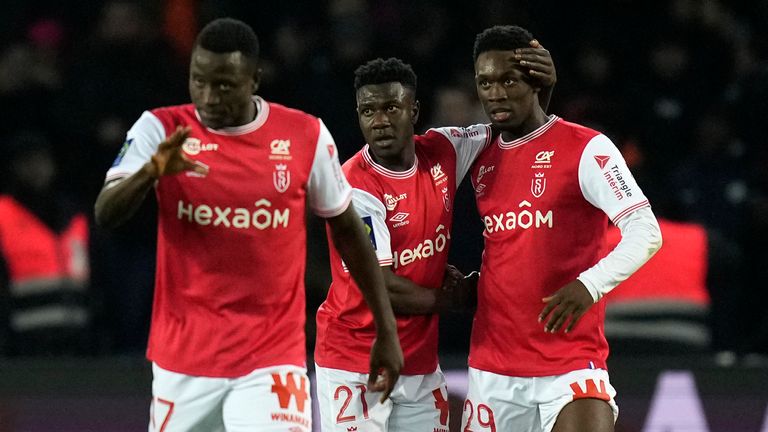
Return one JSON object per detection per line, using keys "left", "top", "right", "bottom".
{"left": 182, "top": 137, "right": 219, "bottom": 156}
{"left": 531, "top": 150, "right": 554, "bottom": 169}
{"left": 389, "top": 212, "right": 410, "bottom": 228}
{"left": 269, "top": 139, "right": 292, "bottom": 160}
{"left": 594, "top": 155, "right": 611, "bottom": 169}
{"left": 177, "top": 199, "right": 290, "bottom": 230}
{"left": 531, "top": 172, "right": 546, "bottom": 198}
{"left": 383, "top": 193, "right": 407, "bottom": 211}
{"left": 483, "top": 200, "right": 553, "bottom": 234}
{"left": 602, "top": 163, "right": 634, "bottom": 200}
{"left": 273, "top": 164, "right": 291, "bottom": 193}
{"left": 362, "top": 216, "right": 377, "bottom": 249}
{"left": 392, "top": 224, "right": 450, "bottom": 270}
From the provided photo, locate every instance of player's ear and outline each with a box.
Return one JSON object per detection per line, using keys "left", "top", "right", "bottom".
{"left": 411, "top": 100, "right": 420, "bottom": 125}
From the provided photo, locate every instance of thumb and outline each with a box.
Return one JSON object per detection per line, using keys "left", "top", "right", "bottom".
{"left": 542, "top": 295, "right": 555, "bottom": 303}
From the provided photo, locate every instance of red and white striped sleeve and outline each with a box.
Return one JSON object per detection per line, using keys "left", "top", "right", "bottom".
{"left": 308, "top": 119, "right": 353, "bottom": 218}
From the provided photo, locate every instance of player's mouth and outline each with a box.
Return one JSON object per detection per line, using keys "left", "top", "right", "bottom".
{"left": 489, "top": 108, "right": 512, "bottom": 122}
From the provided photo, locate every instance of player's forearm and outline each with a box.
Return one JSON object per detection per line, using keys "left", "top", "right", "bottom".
{"left": 94, "top": 162, "right": 157, "bottom": 228}
{"left": 328, "top": 208, "right": 398, "bottom": 337}
{"left": 578, "top": 207, "right": 663, "bottom": 301}
{"left": 383, "top": 270, "right": 442, "bottom": 315}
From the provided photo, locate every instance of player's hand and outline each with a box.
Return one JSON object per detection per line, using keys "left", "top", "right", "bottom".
{"left": 147, "top": 126, "right": 209, "bottom": 178}
{"left": 367, "top": 333, "right": 403, "bottom": 402}
{"left": 442, "top": 264, "right": 464, "bottom": 292}
{"left": 515, "top": 39, "right": 557, "bottom": 88}
{"left": 539, "top": 279, "right": 593, "bottom": 333}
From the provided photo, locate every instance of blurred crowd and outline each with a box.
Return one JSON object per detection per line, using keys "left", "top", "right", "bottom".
{"left": 0, "top": 0, "right": 766, "bottom": 359}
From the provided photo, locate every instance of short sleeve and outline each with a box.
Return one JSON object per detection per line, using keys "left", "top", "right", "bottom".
{"left": 105, "top": 111, "right": 166, "bottom": 182}
{"left": 351, "top": 188, "right": 393, "bottom": 266}
{"left": 578, "top": 134, "right": 650, "bottom": 224}
{"left": 308, "top": 119, "right": 353, "bottom": 217}
{"left": 427, "top": 124, "right": 492, "bottom": 185}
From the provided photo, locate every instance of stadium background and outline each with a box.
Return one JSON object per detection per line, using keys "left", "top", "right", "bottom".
{"left": 1, "top": 0, "right": 767, "bottom": 430}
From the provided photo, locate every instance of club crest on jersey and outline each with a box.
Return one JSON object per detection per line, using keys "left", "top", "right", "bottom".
{"left": 442, "top": 187, "right": 450, "bottom": 211}
{"left": 269, "top": 139, "right": 292, "bottom": 160}
{"left": 531, "top": 150, "right": 554, "bottom": 169}
{"left": 273, "top": 164, "right": 291, "bottom": 193}
{"left": 182, "top": 138, "right": 219, "bottom": 155}
{"left": 531, "top": 172, "right": 546, "bottom": 198}
{"left": 383, "top": 193, "right": 407, "bottom": 211}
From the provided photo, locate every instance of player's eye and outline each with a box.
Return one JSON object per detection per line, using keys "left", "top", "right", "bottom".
{"left": 361, "top": 108, "right": 373, "bottom": 116}
{"left": 219, "top": 83, "right": 233, "bottom": 91}
{"left": 504, "top": 78, "right": 517, "bottom": 86}
{"left": 386, "top": 105, "right": 399, "bottom": 113}
{"left": 192, "top": 77, "right": 205, "bottom": 87}
{"left": 478, "top": 80, "right": 490, "bottom": 89}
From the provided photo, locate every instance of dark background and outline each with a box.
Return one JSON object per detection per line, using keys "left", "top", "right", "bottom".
{"left": 1, "top": 0, "right": 767, "bottom": 430}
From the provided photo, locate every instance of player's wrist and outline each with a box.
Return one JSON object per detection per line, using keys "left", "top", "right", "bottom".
{"left": 146, "top": 156, "right": 162, "bottom": 179}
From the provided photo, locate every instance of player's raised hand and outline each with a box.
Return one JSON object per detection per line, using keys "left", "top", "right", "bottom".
{"left": 149, "top": 126, "right": 209, "bottom": 178}
{"left": 367, "top": 334, "right": 403, "bottom": 402}
{"left": 515, "top": 39, "right": 557, "bottom": 88}
{"left": 539, "top": 279, "right": 593, "bottom": 333}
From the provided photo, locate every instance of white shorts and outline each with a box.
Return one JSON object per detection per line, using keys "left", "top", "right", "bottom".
{"left": 314, "top": 364, "right": 450, "bottom": 432}
{"left": 149, "top": 363, "right": 311, "bottom": 432}
{"left": 462, "top": 367, "right": 619, "bottom": 432}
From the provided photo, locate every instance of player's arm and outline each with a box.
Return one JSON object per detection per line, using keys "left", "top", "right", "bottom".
{"left": 384, "top": 265, "right": 478, "bottom": 314}
{"left": 516, "top": 39, "right": 557, "bottom": 112}
{"left": 539, "top": 135, "right": 662, "bottom": 333}
{"left": 94, "top": 126, "right": 207, "bottom": 228}
{"left": 327, "top": 206, "right": 403, "bottom": 401}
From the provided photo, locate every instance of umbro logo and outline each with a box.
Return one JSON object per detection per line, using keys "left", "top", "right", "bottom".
{"left": 594, "top": 155, "right": 611, "bottom": 170}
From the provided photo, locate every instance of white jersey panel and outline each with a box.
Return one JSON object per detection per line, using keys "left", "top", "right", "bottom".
{"left": 351, "top": 188, "right": 393, "bottom": 266}
{"left": 578, "top": 134, "right": 650, "bottom": 223}
{"left": 106, "top": 111, "right": 165, "bottom": 182}
{"left": 578, "top": 207, "right": 663, "bottom": 301}
{"left": 308, "top": 120, "right": 353, "bottom": 218}
{"left": 429, "top": 124, "right": 491, "bottom": 186}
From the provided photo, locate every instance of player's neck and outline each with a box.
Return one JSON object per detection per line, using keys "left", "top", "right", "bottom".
{"left": 368, "top": 144, "right": 415, "bottom": 172}
{"left": 499, "top": 107, "right": 549, "bottom": 142}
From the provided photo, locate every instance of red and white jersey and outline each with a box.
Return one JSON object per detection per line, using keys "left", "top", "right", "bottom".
{"left": 105, "top": 97, "right": 352, "bottom": 377}
{"left": 315, "top": 125, "right": 491, "bottom": 375}
{"left": 468, "top": 115, "right": 650, "bottom": 377}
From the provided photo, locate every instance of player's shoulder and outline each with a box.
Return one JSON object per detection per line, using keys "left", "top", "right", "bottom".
{"left": 149, "top": 102, "right": 195, "bottom": 123}
{"left": 422, "top": 124, "right": 490, "bottom": 143}
{"left": 266, "top": 100, "right": 319, "bottom": 125}
{"left": 341, "top": 148, "right": 385, "bottom": 192}
{"left": 553, "top": 117, "right": 602, "bottom": 144}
